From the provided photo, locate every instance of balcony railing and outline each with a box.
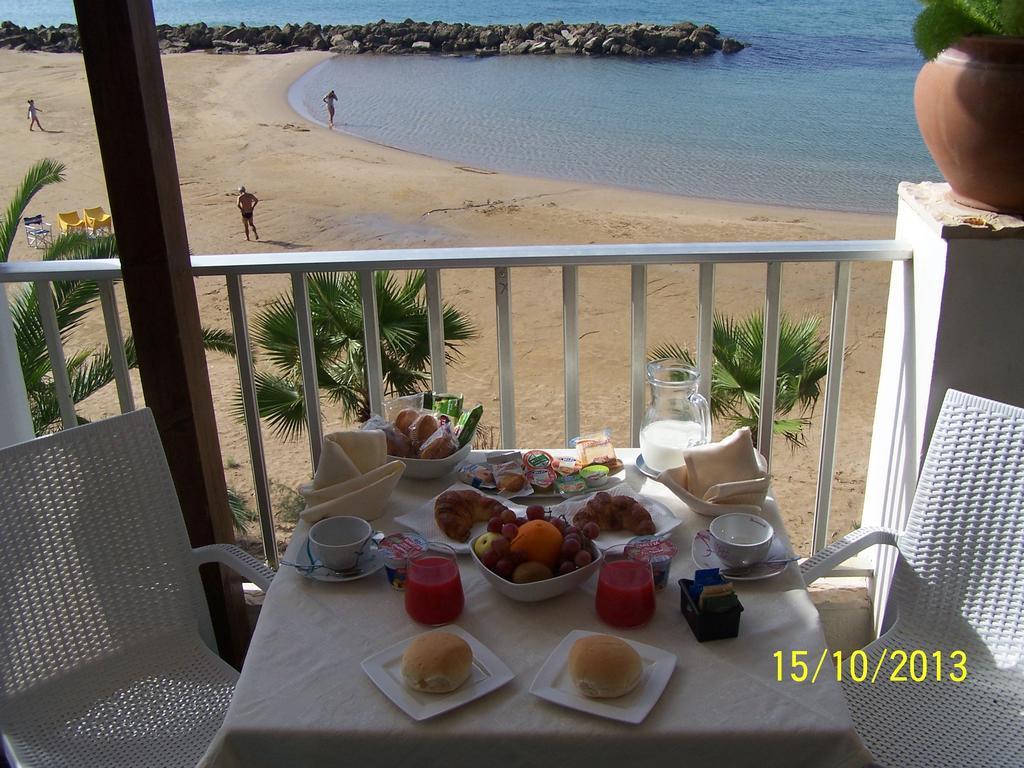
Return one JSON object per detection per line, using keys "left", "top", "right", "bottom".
{"left": 0, "top": 240, "right": 913, "bottom": 569}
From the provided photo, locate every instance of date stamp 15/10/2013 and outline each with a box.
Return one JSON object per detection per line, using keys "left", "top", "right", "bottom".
{"left": 774, "top": 649, "right": 968, "bottom": 685}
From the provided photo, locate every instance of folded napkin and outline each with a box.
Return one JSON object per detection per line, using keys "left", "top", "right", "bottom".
{"left": 298, "top": 430, "right": 404, "bottom": 524}
{"left": 659, "top": 427, "right": 770, "bottom": 508}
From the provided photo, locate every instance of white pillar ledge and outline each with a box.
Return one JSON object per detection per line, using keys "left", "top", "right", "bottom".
{"left": 898, "top": 181, "right": 1024, "bottom": 238}
{"left": 863, "top": 182, "right": 1024, "bottom": 634}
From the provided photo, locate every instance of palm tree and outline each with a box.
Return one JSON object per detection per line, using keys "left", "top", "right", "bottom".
{"left": 2, "top": 159, "right": 234, "bottom": 435}
{"left": 248, "top": 271, "right": 478, "bottom": 439}
{"left": 650, "top": 312, "right": 830, "bottom": 446}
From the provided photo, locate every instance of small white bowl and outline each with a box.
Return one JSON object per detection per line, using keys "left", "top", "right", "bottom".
{"left": 391, "top": 441, "right": 472, "bottom": 480}
{"left": 708, "top": 513, "right": 774, "bottom": 568}
{"left": 657, "top": 452, "right": 770, "bottom": 518}
{"left": 469, "top": 535, "right": 604, "bottom": 602}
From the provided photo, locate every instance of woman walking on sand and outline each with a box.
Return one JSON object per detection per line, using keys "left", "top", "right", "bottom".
{"left": 323, "top": 90, "right": 337, "bottom": 128}
{"left": 27, "top": 99, "right": 43, "bottom": 131}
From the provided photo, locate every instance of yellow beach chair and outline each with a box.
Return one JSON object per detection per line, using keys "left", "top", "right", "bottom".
{"left": 57, "top": 210, "right": 88, "bottom": 234}
{"left": 83, "top": 206, "right": 113, "bottom": 235}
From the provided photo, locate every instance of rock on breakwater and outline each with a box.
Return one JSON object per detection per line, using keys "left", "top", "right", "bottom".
{"left": 0, "top": 19, "right": 744, "bottom": 58}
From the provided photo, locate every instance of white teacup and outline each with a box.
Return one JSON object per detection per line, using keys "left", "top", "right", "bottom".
{"left": 709, "top": 513, "right": 774, "bottom": 568}
{"left": 308, "top": 516, "right": 374, "bottom": 572}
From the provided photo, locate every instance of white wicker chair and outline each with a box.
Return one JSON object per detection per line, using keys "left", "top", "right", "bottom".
{"left": 0, "top": 409, "right": 274, "bottom": 767}
{"left": 802, "top": 389, "right": 1024, "bottom": 767}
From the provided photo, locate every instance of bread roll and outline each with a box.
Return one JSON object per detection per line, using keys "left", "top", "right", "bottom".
{"left": 401, "top": 631, "right": 473, "bottom": 693}
{"left": 394, "top": 408, "right": 421, "bottom": 436}
{"left": 410, "top": 413, "right": 440, "bottom": 447}
{"left": 568, "top": 635, "right": 643, "bottom": 698}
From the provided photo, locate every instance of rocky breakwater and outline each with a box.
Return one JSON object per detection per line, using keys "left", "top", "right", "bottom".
{"left": 0, "top": 19, "right": 745, "bottom": 57}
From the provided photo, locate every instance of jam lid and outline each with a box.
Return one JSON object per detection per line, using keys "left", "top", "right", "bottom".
{"left": 378, "top": 532, "right": 429, "bottom": 561}
{"left": 625, "top": 535, "right": 678, "bottom": 563}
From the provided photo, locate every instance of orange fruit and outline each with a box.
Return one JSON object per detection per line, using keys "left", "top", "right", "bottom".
{"left": 510, "top": 520, "right": 563, "bottom": 568}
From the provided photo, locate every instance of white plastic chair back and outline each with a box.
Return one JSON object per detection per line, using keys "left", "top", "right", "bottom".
{"left": 845, "top": 390, "right": 1024, "bottom": 766}
{"left": 0, "top": 409, "right": 233, "bottom": 766}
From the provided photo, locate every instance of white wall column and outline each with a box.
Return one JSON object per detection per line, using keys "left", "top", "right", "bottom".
{"left": 862, "top": 182, "right": 1024, "bottom": 633}
{"left": 0, "top": 284, "right": 34, "bottom": 448}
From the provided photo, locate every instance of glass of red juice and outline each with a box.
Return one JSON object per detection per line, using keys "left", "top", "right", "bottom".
{"left": 404, "top": 544, "right": 464, "bottom": 625}
{"left": 595, "top": 559, "right": 656, "bottom": 628}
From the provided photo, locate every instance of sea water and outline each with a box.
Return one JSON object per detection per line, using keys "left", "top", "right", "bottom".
{"left": 5, "top": 0, "right": 936, "bottom": 213}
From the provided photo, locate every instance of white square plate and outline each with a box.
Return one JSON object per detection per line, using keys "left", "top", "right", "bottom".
{"left": 529, "top": 629, "right": 676, "bottom": 724}
{"left": 361, "top": 625, "right": 514, "bottom": 721}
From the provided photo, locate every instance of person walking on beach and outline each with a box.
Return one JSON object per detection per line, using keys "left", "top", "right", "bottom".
{"left": 237, "top": 186, "right": 259, "bottom": 241}
{"left": 27, "top": 99, "right": 44, "bottom": 131}
{"left": 323, "top": 90, "right": 338, "bottom": 128}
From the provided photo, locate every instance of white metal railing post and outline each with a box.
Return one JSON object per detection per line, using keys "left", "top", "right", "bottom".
{"left": 425, "top": 269, "right": 447, "bottom": 394}
{"left": 494, "top": 267, "right": 515, "bottom": 448}
{"left": 358, "top": 270, "right": 385, "bottom": 418}
{"left": 226, "top": 275, "right": 279, "bottom": 568}
{"left": 98, "top": 280, "right": 135, "bottom": 413}
{"left": 630, "top": 265, "right": 647, "bottom": 446}
{"left": 0, "top": 283, "right": 33, "bottom": 447}
{"left": 35, "top": 281, "right": 77, "bottom": 430}
{"left": 697, "top": 264, "right": 716, "bottom": 400}
{"left": 291, "top": 272, "right": 323, "bottom": 469}
{"left": 812, "top": 262, "right": 853, "bottom": 551}
{"left": 562, "top": 266, "right": 580, "bottom": 444}
{"left": 757, "top": 262, "right": 783, "bottom": 466}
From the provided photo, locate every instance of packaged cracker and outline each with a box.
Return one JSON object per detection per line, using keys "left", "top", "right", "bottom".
{"left": 454, "top": 404, "right": 483, "bottom": 448}
{"left": 418, "top": 422, "right": 459, "bottom": 460}
{"left": 457, "top": 462, "right": 496, "bottom": 489}
{"left": 493, "top": 460, "right": 530, "bottom": 496}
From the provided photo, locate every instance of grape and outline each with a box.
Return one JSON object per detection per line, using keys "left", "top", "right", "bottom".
{"left": 558, "top": 561, "right": 577, "bottom": 575}
{"left": 566, "top": 526, "right": 580, "bottom": 538}
{"left": 516, "top": 516, "right": 528, "bottom": 526}
{"left": 508, "top": 550, "right": 527, "bottom": 565}
{"left": 582, "top": 522, "right": 600, "bottom": 540}
{"left": 526, "top": 505, "right": 545, "bottom": 521}
{"left": 487, "top": 517, "right": 503, "bottom": 534}
{"left": 501, "top": 523, "right": 518, "bottom": 540}
{"left": 574, "top": 550, "right": 593, "bottom": 567}
{"left": 482, "top": 549, "right": 500, "bottom": 569}
{"left": 490, "top": 537, "right": 510, "bottom": 558}
{"left": 495, "top": 559, "right": 514, "bottom": 579}
{"left": 500, "top": 509, "right": 517, "bottom": 525}
{"left": 561, "top": 538, "right": 581, "bottom": 557}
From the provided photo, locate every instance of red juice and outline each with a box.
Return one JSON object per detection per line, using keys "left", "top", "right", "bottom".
{"left": 596, "top": 560, "right": 656, "bottom": 628}
{"left": 404, "top": 555, "right": 464, "bottom": 625}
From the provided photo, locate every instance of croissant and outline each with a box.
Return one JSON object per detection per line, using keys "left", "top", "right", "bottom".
{"left": 573, "top": 492, "right": 656, "bottom": 535}
{"left": 434, "top": 489, "right": 509, "bottom": 542}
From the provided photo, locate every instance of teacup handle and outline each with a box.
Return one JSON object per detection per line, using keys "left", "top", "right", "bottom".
{"left": 353, "top": 529, "right": 383, "bottom": 563}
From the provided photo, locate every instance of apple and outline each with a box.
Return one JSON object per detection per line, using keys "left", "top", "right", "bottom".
{"left": 473, "top": 532, "right": 503, "bottom": 559}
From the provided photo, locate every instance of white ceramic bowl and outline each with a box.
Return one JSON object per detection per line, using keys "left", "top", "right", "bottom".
{"left": 708, "top": 513, "right": 774, "bottom": 568}
{"left": 469, "top": 534, "right": 604, "bottom": 602}
{"left": 390, "top": 441, "right": 472, "bottom": 480}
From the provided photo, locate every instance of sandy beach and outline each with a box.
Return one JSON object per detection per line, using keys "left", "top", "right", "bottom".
{"left": 0, "top": 49, "right": 897, "bottom": 555}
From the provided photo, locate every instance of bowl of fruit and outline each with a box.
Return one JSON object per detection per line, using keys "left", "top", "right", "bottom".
{"left": 469, "top": 505, "right": 604, "bottom": 602}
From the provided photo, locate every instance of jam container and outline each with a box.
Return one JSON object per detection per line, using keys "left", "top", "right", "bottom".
{"left": 625, "top": 535, "right": 678, "bottom": 591}
{"left": 580, "top": 464, "right": 610, "bottom": 488}
{"left": 378, "top": 532, "right": 428, "bottom": 590}
{"left": 526, "top": 467, "right": 557, "bottom": 493}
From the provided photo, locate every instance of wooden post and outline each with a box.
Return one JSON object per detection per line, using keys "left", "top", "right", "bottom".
{"left": 73, "top": 0, "right": 249, "bottom": 665}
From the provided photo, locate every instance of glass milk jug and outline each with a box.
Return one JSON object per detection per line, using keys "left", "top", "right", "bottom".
{"left": 639, "top": 359, "right": 711, "bottom": 473}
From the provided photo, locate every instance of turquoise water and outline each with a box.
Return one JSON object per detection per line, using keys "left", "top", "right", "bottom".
{"left": 5, "top": 1, "right": 936, "bottom": 213}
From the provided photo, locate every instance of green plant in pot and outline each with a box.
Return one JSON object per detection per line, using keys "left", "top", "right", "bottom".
{"left": 913, "top": 0, "right": 1024, "bottom": 214}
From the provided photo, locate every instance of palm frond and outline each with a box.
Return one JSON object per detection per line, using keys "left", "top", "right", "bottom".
{"left": 0, "top": 158, "right": 65, "bottom": 263}
{"left": 227, "top": 487, "right": 256, "bottom": 533}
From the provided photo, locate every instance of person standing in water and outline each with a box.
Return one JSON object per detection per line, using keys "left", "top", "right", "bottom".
{"left": 27, "top": 99, "right": 44, "bottom": 131}
{"left": 323, "top": 90, "right": 338, "bottom": 129}
{"left": 237, "top": 186, "right": 259, "bottom": 241}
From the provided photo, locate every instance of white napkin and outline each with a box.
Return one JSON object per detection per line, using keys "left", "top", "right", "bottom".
{"left": 298, "top": 430, "right": 404, "bottom": 524}
{"left": 659, "top": 427, "right": 769, "bottom": 507}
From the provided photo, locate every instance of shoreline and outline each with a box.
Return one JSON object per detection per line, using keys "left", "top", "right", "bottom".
{"left": 1, "top": 49, "right": 897, "bottom": 555}
{"left": 284, "top": 55, "right": 896, "bottom": 224}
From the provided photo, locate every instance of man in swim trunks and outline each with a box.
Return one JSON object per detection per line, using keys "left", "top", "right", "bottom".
{"left": 237, "top": 186, "right": 259, "bottom": 241}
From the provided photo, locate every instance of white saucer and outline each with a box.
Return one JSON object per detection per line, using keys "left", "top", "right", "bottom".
{"left": 289, "top": 532, "right": 386, "bottom": 583}
{"left": 692, "top": 529, "right": 791, "bottom": 581}
{"left": 635, "top": 454, "right": 661, "bottom": 479}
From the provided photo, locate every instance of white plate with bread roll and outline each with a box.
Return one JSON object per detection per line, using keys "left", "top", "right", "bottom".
{"left": 361, "top": 625, "right": 514, "bottom": 721}
{"left": 529, "top": 630, "right": 676, "bottom": 724}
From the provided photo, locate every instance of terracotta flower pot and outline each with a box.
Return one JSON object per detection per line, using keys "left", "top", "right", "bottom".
{"left": 914, "top": 36, "right": 1024, "bottom": 214}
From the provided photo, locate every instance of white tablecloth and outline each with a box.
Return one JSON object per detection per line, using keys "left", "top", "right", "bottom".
{"left": 200, "top": 451, "right": 873, "bottom": 768}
